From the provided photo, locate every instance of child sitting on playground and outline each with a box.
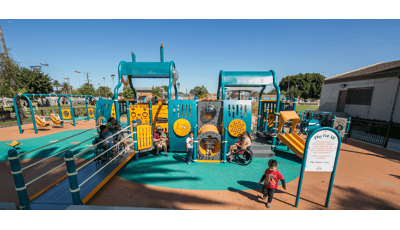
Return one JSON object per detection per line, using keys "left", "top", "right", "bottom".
{"left": 204, "top": 135, "right": 215, "bottom": 156}
{"left": 99, "top": 125, "right": 117, "bottom": 156}
{"left": 160, "top": 129, "right": 168, "bottom": 146}
{"left": 258, "top": 159, "right": 286, "bottom": 208}
{"left": 228, "top": 134, "right": 242, "bottom": 155}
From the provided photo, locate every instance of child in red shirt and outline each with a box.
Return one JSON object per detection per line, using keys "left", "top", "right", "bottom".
{"left": 258, "top": 159, "right": 286, "bottom": 208}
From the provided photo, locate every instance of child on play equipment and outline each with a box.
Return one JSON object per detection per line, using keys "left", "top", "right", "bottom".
{"left": 228, "top": 134, "right": 242, "bottom": 155}
{"left": 204, "top": 135, "right": 215, "bottom": 156}
{"left": 99, "top": 125, "right": 117, "bottom": 158}
{"left": 160, "top": 129, "right": 168, "bottom": 146}
{"left": 258, "top": 159, "right": 286, "bottom": 208}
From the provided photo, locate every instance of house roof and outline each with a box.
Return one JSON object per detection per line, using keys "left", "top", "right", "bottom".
{"left": 324, "top": 59, "right": 400, "bottom": 84}
{"left": 135, "top": 87, "right": 152, "bottom": 91}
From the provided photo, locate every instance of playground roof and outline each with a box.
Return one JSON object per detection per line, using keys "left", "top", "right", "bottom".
{"left": 325, "top": 59, "right": 400, "bottom": 84}
{"left": 225, "top": 87, "right": 258, "bottom": 92}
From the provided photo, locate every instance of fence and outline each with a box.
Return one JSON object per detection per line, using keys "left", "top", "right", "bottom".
{"left": 348, "top": 117, "right": 400, "bottom": 148}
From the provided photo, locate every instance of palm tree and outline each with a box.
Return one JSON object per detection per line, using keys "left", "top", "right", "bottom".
{"left": 53, "top": 80, "right": 61, "bottom": 94}
{"left": 60, "top": 82, "right": 71, "bottom": 103}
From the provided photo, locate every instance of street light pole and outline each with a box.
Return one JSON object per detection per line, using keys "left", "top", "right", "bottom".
{"left": 75, "top": 70, "right": 81, "bottom": 88}
{"left": 111, "top": 74, "right": 115, "bottom": 91}
{"left": 39, "top": 63, "right": 49, "bottom": 75}
{"left": 103, "top": 77, "right": 106, "bottom": 97}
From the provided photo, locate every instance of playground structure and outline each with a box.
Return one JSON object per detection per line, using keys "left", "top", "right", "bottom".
{"left": 4, "top": 44, "right": 356, "bottom": 210}
{"left": 13, "top": 93, "right": 96, "bottom": 134}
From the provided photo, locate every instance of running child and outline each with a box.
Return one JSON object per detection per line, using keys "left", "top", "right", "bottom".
{"left": 258, "top": 159, "right": 286, "bottom": 208}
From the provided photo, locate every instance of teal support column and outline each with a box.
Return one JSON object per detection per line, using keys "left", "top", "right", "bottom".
{"left": 133, "top": 121, "right": 139, "bottom": 161}
{"left": 149, "top": 101, "right": 153, "bottom": 127}
{"left": 8, "top": 149, "right": 31, "bottom": 210}
{"left": 67, "top": 96, "right": 76, "bottom": 126}
{"left": 126, "top": 101, "right": 131, "bottom": 136}
{"left": 65, "top": 150, "right": 81, "bottom": 205}
{"left": 57, "top": 96, "right": 64, "bottom": 127}
{"left": 223, "top": 127, "right": 228, "bottom": 162}
{"left": 238, "top": 90, "right": 241, "bottom": 100}
{"left": 331, "top": 115, "right": 336, "bottom": 128}
{"left": 271, "top": 70, "right": 280, "bottom": 151}
{"left": 193, "top": 125, "right": 198, "bottom": 162}
{"left": 264, "top": 106, "right": 269, "bottom": 133}
{"left": 160, "top": 44, "right": 164, "bottom": 62}
{"left": 293, "top": 98, "right": 297, "bottom": 112}
{"left": 13, "top": 94, "right": 36, "bottom": 134}
{"left": 131, "top": 52, "right": 136, "bottom": 62}
{"left": 257, "top": 86, "right": 266, "bottom": 132}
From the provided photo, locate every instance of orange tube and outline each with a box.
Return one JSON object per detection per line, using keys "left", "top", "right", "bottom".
{"left": 198, "top": 124, "right": 219, "bottom": 135}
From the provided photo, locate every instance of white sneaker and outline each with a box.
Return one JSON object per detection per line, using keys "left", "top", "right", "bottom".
{"left": 266, "top": 203, "right": 272, "bottom": 208}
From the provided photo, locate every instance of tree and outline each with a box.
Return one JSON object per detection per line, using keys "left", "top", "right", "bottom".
{"left": 265, "top": 88, "right": 277, "bottom": 95}
{"left": 122, "top": 86, "right": 134, "bottom": 99}
{"left": 60, "top": 82, "right": 71, "bottom": 95}
{"left": 250, "top": 91, "right": 259, "bottom": 99}
{"left": 53, "top": 80, "right": 61, "bottom": 94}
{"left": 177, "top": 82, "right": 180, "bottom": 90}
{"left": 106, "top": 92, "right": 114, "bottom": 98}
{"left": 279, "top": 73, "right": 325, "bottom": 99}
{"left": 97, "top": 86, "right": 111, "bottom": 97}
{"left": 160, "top": 85, "right": 168, "bottom": 93}
{"left": 151, "top": 86, "right": 163, "bottom": 98}
{"left": 189, "top": 85, "right": 209, "bottom": 98}
{"left": 77, "top": 84, "right": 95, "bottom": 96}
{"left": 282, "top": 86, "right": 302, "bottom": 99}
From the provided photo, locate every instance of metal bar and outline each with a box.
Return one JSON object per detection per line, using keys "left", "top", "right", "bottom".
{"left": 76, "top": 134, "right": 131, "bottom": 172}
{"left": 21, "top": 135, "right": 97, "bottom": 171}
{"left": 19, "top": 126, "right": 100, "bottom": 157}
{"left": 25, "top": 162, "right": 66, "bottom": 187}
{"left": 74, "top": 124, "right": 134, "bottom": 158}
{"left": 79, "top": 142, "right": 134, "bottom": 188}
{"left": 193, "top": 125, "right": 198, "bottom": 162}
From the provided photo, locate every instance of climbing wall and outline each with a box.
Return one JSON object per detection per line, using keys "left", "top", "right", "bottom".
{"left": 168, "top": 100, "right": 197, "bottom": 152}
{"left": 223, "top": 100, "right": 252, "bottom": 148}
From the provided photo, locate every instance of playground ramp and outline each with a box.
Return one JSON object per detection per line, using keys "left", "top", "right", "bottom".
{"left": 277, "top": 132, "right": 305, "bottom": 158}
{"left": 29, "top": 150, "right": 137, "bottom": 210}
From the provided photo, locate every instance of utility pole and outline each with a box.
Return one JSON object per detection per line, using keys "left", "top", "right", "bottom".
{"left": 111, "top": 74, "right": 115, "bottom": 91}
{"left": 103, "top": 77, "right": 105, "bottom": 97}
{"left": 75, "top": 70, "right": 81, "bottom": 88}
{"left": 40, "top": 63, "right": 49, "bottom": 75}
{"left": 84, "top": 72, "right": 91, "bottom": 86}
{"left": 64, "top": 77, "right": 71, "bottom": 95}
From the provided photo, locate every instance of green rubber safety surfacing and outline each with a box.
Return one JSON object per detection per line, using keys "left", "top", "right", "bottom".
{"left": 0, "top": 129, "right": 99, "bottom": 161}
{"left": 117, "top": 147, "right": 302, "bottom": 191}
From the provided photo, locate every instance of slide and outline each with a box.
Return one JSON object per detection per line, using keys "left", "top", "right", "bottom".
{"left": 276, "top": 111, "right": 305, "bottom": 158}
{"left": 277, "top": 132, "right": 305, "bottom": 158}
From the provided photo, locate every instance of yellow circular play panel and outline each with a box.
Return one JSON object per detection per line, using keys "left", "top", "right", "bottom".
{"left": 228, "top": 119, "right": 246, "bottom": 137}
{"left": 197, "top": 124, "right": 221, "bottom": 157}
{"left": 173, "top": 119, "right": 191, "bottom": 137}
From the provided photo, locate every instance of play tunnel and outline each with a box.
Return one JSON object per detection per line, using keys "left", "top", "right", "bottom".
{"left": 197, "top": 124, "right": 222, "bottom": 160}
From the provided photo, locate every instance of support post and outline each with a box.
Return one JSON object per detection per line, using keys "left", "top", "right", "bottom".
{"left": 193, "top": 125, "right": 198, "bottom": 162}
{"left": 133, "top": 121, "right": 139, "bottom": 161}
{"left": 8, "top": 149, "right": 31, "bottom": 210}
{"left": 127, "top": 101, "right": 131, "bottom": 136}
{"left": 65, "top": 150, "right": 81, "bottom": 205}
{"left": 293, "top": 97, "right": 297, "bottom": 112}
{"left": 331, "top": 115, "right": 336, "bottom": 128}
{"left": 344, "top": 117, "right": 351, "bottom": 143}
{"left": 223, "top": 127, "right": 228, "bottom": 162}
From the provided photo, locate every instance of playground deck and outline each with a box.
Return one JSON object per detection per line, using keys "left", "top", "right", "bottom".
{"left": 1, "top": 125, "right": 400, "bottom": 210}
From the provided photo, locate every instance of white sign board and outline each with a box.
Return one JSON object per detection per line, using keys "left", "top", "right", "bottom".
{"left": 305, "top": 130, "right": 339, "bottom": 172}
{"left": 333, "top": 117, "right": 347, "bottom": 138}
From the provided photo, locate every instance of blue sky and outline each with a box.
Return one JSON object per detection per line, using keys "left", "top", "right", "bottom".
{"left": 1, "top": 19, "right": 400, "bottom": 94}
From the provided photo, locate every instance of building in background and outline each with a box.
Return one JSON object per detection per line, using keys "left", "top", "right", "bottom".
{"left": 319, "top": 60, "right": 400, "bottom": 152}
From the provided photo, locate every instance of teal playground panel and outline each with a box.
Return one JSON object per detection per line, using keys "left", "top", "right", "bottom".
{"left": 223, "top": 100, "right": 252, "bottom": 148}
{"left": 95, "top": 97, "right": 114, "bottom": 126}
{"left": 168, "top": 100, "right": 198, "bottom": 152}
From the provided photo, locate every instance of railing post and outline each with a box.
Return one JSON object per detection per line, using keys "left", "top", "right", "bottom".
{"left": 344, "top": 117, "right": 351, "bottom": 143}
{"left": 65, "top": 150, "right": 82, "bottom": 205}
{"left": 193, "top": 125, "right": 198, "bottom": 162}
{"left": 8, "top": 149, "right": 31, "bottom": 210}
{"left": 222, "top": 127, "right": 228, "bottom": 163}
{"left": 127, "top": 101, "right": 131, "bottom": 136}
{"left": 133, "top": 121, "right": 139, "bottom": 161}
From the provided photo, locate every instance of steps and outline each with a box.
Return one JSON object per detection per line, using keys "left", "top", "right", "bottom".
{"left": 250, "top": 136, "right": 275, "bottom": 158}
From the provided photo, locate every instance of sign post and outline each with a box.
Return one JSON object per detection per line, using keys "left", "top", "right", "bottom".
{"left": 295, "top": 127, "right": 341, "bottom": 208}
